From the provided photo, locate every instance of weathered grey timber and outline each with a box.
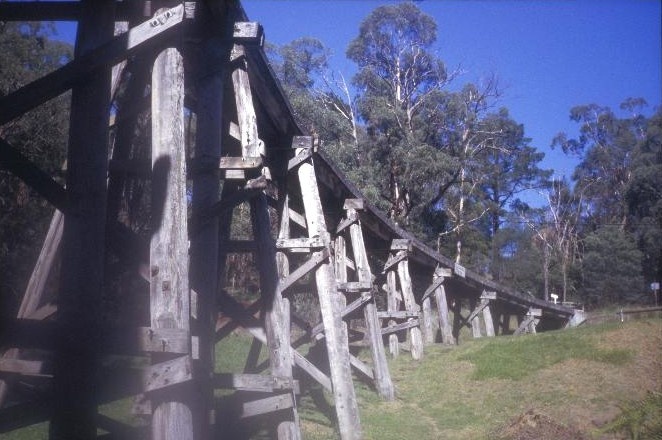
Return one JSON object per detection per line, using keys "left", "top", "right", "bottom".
{"left": 397, "top": 257, "right": 424, "bottom": 359}
{"left": 514, "top": 308, "right": 542, "bottom": 335}
{"left": 421, "top": 295, "right": 435, "bottom": 345}
{"left": 48, "top": 3, "right": 114, "bottom": 439}
{"left": 385, "top": 239, "right": 424, "bottom": 360}
{"left": 481, "top": 292, "right": 497, "bottom": 337}
{"left": 385, "top": 268, "right": 400, "bottom": 358}
{"left": 0, "top": 1, "right": 581, "bottom": 439}
{"left": 295, "top": 137, "right": 362, "bottom": 440}
{"left": 344, "top": 202, "right": 395, "bottom": 400}
{"left": 149, "top": 43, "right": 193, "bottom": 440}
{"left": 433, "top": 267, "right": 455, "bottom": 345}
{"left": 0, "top": 210, "right": 62, "bottom": 406}
{"left": 0, "top": 4, "right": 189, "bottom": 125}
{"left": 234, "top": 34, "right": 300, "bottom": 436}
{"left": 469, "top": 298, "right": 483, "bottom": 338}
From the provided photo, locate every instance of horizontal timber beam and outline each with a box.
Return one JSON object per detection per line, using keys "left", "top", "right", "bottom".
{"left": 0, "top": 2, "right": 196, "bottom": 21}
{"left": 0, "top": 5, "right": 188, "bottom": 125}
{"left": 213, "top": 373, "right": 299, "bottom": 394}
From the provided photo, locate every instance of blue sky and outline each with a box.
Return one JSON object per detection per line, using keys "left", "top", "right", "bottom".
{"left": 242, "top": 0, "right": 661, "bottom": 181}
{"left": 51, "top": 1, "right": 661, "bottom": 186}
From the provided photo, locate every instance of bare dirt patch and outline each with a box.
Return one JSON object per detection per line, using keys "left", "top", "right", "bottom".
{"left": 492, "top": 409, "right": 588, "bottom": 440}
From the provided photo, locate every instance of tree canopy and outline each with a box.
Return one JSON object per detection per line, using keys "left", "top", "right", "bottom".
{"left": 268, "top": 2, "right": 660, "bottom": 308}
{"left": 2, "top": 4, "right": 659, "bottom": 311}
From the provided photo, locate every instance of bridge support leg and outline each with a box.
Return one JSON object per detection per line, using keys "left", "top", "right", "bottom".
{"left": 469, "top": 298, "right": 483, "bottom": 338}
{"left": 397, "top": 257, "right": 423, "bottom": 360}
{"left": 383, "top": 240, "right": 423, "bottom": 360}
{"left": 421, "top": 297, "right": 435, "bottom": 345}
{"left": 386, "top": 270, "right": 401, "bottom": 358}
{"left": 482, "top": 303, "right": 495, "bottom": 337}
{"left": 434, "top": 276, "right": 456, "bottom": 345}
{"left": 231, "top": 40, "right": 301, "bottom": 438}
{"left": 514, "top": 308, "right": 542, "bottom": 335}
{"left": 149, "top": 42, "right": 194, "bottom": 440}
{"left": 294, "top": 137, "right": 362, "bottom": 440}
{"left": 342, "top": 201, "right": 394, "bottom": 400}
{"left": 50, "top": 4, "right": 114, "bottom": 438}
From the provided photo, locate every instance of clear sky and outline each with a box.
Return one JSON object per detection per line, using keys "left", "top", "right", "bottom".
{"left": 242, "top": 0, "right": 662, "bottom": 181}
{"left": 50, "top": 1, "right": 661, "bottom": 183}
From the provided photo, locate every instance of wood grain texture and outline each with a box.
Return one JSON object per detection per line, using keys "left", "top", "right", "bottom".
{"left": 297, "top": 155, "right": 362, "bottom": 440}
{"left": 150, "top": 43, "right": 193, "bottom": 440}
{"left": 346, "top": 208, "right": 394, "bottom": 400}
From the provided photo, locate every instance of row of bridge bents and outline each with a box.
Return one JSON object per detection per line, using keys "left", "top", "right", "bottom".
{"left": 0, "top": 2, "right": 578, "bottom": 440}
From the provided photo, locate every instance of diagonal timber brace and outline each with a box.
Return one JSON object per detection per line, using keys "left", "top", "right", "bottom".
{"left": 0, "top": 5, "right": 190, "bottom": 125}
{"left": 514, "top": 308, "right": 542, "bottom": 335}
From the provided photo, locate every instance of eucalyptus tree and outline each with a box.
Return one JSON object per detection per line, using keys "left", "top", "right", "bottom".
{"left": 477, "top": 109, "right": 551, "bottom": 277}
{"left": 624, "top": 107, "right": 661, "bottom": 289}
{"left": 345, "top": 2, "right": 457, "bottom": 228}
{"left": 552, "top": 100, "right": 648, "bottom": 230}
{"left": 515, "top": 178, "right": 583, "bottom": 302}
{"left": 553, "top": 99, "right": 660, "bottom": 304}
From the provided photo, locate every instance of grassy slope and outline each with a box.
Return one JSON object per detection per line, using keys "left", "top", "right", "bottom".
{"left": 4, "top": 320, "right": 660, "bottom": 439}
{"left": 333, "top": 319, "right": 661, "bottom": 440}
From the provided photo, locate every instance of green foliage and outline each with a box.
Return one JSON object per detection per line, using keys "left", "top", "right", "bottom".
{"left": 491, "top": 224, "right": 546, "bottom": 295}
{"left": 581, "top": 226, "right": 646, "bottom": 306}
{"left": 346, "top": 2, "right": 444, "bottom": 109}
{"left": 459, "top": 328, "right": 631, "bottom": 380}
{"left": 625, "top": 108, "right": 662, "bottom": 286}
{"left": 553, "top": 100, "right": 651, "bottom": 231}
{"left": 0, "top": 22, "right": 72, "bottom": 317}
{"left": 267, "top": 38, "right": 355, "bottom": 145}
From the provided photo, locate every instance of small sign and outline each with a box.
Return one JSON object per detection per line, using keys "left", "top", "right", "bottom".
{"left": 454, "top": 262, "right": 466, "bottom": 278}
{"left": 651, "top": 282, "right": 660, "bottom": 291}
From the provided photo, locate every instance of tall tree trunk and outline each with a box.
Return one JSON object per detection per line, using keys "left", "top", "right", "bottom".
{"left": 543, "top": 240, "right": 550, "bottom": 302}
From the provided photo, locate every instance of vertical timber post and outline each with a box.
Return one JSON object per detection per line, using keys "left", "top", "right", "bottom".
{"left": 394, "top": 240, "right": 423, "bottom": 360}
{"left": 481, "top": 291, "right": 497, "bottom": 337}
{"left": 433, "top": 267, "right": 455, "bottom": 345}
{"left": 274, "top": 194, "right": 301, "bottom": 440}
{"left": 150, "top": 37, "right": 194, "bottom": 440}
{"left": 386, "top": 269, "right": 400, "bottom": 358}
{"left": 294, "top": 136, "right": 361, "bottom": 440}
{"left": 344, "top": 199, "right": 394, "bottom": 400}
{"left": 469, "top": 297, "right": 482, "bottom": 338}
{"left": 190, "top": 24, "right": 230, "bottom": 437}
{"left": 421, "top": 295, "right": 434, "bottom": 345}
{"left": 49, "top": 2, "right": 114, "bottom": 438}
{"left": 232, "top": 32, "right": 300, "bottom": 438}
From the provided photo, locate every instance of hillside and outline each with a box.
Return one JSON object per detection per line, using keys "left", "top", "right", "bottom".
{"left": 301, "top": 319, "right": 661, "bottom": 439}
{"left": 4, "top": 319, "right": 660, "bottom": 439}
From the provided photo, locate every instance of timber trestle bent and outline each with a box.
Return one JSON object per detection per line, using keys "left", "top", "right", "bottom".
{"left": 0, "top": 1, "right": 578, "bottom": 439}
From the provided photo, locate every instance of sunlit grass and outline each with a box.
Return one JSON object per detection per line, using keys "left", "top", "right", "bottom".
{"left": 3, "top": 319, "right": 659, "bottom": 439}
{"left": 459, "top": 327, "right": 632, "bottom": 380}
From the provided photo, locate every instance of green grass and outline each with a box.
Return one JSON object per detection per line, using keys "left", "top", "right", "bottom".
{"left": 353, "top": 319, "right": 659, "bottom": 440}
{"left": 3, "top": 319, "right": 659, "bottom": 439}
{"left": 600, "top": 391, "right": 662, "bottom": 439}
{"left": 458, "top": 326, "right": 632, "bottom": 380}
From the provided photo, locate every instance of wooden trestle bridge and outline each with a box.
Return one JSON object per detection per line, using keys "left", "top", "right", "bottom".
{"left": 0, "top": 1, "right": 579, "bottom": 439}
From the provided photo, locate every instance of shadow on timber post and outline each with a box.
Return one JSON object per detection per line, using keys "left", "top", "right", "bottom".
{"left": 149, "top": 155, "right": 171, "bottom": 235}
